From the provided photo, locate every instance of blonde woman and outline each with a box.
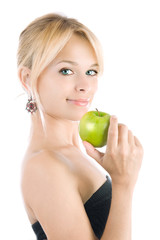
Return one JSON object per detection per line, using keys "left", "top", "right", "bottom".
{"left": 17, "top": 13, "right": 143, "bottom": 240}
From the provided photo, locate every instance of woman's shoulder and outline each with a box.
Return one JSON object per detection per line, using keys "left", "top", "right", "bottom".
{"left": 21, "top": 148, "right": 78, "bottom": 202}
{"left": 20, "top": 148, "right": 101, "bottom": 239}
{"left": 21, "top": 148, "right": 81, "bottom": 226}
{"left": 22, "top": 148, "right": 75, "bottom": 176}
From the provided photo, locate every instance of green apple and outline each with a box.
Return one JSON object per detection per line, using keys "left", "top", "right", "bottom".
{"left": 79, "top": 109, "right": 111, "bottom": 148}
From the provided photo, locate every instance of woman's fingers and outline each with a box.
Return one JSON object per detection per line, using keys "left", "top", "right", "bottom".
{"left": 107, "top": 116, "right": 118, "bottom": 150}
{"left": 102, "top": 115, "right": 144, "bottom": 187}
{"left": 118, "top": 124, "right": 128, "bottom": 146}
{"left": 108, "top": 118, "right": 137, "bottom": 149}
{"left": 128, "top": 130, "right": 135, "bottom": 145}
{"left": 82, "top": 141, "right": 104, "bottom": 163}
{"left": 134, "top": 136, "right": 143, "bottom": 149}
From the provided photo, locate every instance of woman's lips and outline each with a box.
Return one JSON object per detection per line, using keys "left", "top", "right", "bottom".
{"left": 66, "top": 99, "right": 90, "bottom": 107}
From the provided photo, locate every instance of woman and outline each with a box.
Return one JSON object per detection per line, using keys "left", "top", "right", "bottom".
{"left": 17, "top": 13, "right": 143, "bottom": 240}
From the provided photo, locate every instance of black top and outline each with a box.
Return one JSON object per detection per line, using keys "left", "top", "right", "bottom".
{"left": 32, "top": 175, "right": 112, "bottom": 240}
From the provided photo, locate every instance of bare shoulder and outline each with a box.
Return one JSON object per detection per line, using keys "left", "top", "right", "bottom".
{"left": 21, "top": 150, "right": 97, "bottom": 239}
{"left": 21, "top": 149, "right": 78, "bottom": 204}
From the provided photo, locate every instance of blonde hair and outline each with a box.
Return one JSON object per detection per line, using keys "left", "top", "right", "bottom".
{"left": 17, "top": 13, "right": 104, "bottom": 131}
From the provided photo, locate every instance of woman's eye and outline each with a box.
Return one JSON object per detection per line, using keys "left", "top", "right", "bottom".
{"left": 86, "top": 70, "right": 98, "bottom": 76}
{"left": 59, "top": 68, "right": 73, "bottom": 75}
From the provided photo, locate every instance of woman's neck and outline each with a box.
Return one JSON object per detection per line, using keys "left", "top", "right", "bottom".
{"left": 28, "top": 111, "right": 81, "bottom": 151}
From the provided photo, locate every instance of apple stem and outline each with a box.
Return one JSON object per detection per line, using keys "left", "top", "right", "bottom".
{"left": 95, "top": 108, "right": 101, "bottom": 117}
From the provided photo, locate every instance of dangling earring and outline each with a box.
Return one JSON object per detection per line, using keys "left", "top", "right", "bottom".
{"left": 26, "top": 96, "right": 37, "bottom": 113}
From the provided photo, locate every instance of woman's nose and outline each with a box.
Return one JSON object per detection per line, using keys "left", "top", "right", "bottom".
{"left": 75, "top": 76, "right": 91, "bottom": 92}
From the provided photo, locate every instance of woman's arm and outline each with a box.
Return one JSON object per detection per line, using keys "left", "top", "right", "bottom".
{"left": 22, "top": 151, "right": 98, "bottom": 240}
{"left": 101, "top": 184, "right": 133, "bottom": 240}
{"left": 83, "top": 116, "right": 144, "bottom": 240}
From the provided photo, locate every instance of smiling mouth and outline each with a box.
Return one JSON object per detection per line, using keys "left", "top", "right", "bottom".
{"left": 66, "top": 99, "right": 90, "bottom": 107}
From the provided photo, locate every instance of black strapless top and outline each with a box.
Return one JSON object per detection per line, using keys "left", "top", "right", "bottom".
{"left": 32, "top": 175, "right": 112, "bottom": 240}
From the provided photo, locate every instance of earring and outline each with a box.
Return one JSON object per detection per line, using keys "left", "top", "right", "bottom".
{"left": 26, "top": 96, "right": 37, "bottom": 113}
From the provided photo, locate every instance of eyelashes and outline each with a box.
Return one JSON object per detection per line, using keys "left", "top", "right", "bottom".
{"left": 86, "top": 70, "right": 98, "bottom": 76}
{"left": 59, "top": 68, "right": 98, "bottom": 76}
{"left": 59, "top": 68, "right": 73, "bottom": 75}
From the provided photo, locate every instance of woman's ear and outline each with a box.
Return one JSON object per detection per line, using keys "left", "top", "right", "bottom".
{"left": 18, "top": 67, "right": 31, "bottom": 94}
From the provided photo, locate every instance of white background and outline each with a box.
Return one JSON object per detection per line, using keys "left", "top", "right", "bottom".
{"left": 0, "top": 0, "right": 160, "bottom": 239}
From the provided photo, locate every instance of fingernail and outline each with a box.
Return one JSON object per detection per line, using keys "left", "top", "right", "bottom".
{"left": 111, "top": 115, "right": 117, "bottom": 120}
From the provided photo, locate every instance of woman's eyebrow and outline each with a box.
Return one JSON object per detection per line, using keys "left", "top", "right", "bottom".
{"left": 90, "top": 63, "right": 99, "bottom": 67}
{"left": 57, "top": 60, "right": 78, "bottom": 65}
{"left": 57, "top": 60, "right": 99, "bottom": 67}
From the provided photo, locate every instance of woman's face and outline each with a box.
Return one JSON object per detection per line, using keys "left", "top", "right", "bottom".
{"left": 38, "top": 34, "right": 99, "bottom": 121}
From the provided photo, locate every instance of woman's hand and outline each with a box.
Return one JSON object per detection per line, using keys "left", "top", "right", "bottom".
{"left": 82, "top": 115, "right": 144, "bottom": 190}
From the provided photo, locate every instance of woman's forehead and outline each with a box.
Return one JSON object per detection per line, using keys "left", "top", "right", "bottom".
{"left": 53, "top": 35, "right": 98, "bottom": 63}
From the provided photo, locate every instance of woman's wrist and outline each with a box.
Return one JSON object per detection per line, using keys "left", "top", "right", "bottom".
{"left": 101, "top": 180, "right": 133, "bottom": 240}
{"left": 111, "top": 181, "right": 134, "bottom": 199}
